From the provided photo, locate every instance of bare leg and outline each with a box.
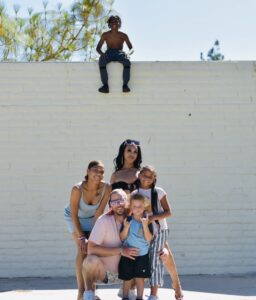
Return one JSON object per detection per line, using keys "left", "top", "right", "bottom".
{"left": 130, "top": 278, "right": 136, "bottom": 290}
{"left": 162, "top": 241, "right": 183, "bottom": 299}
{"left": 82, "top": 255, "right": 107, "bottom": 291}
{"left": 150, "top": 285, "right": 159, "bottom": 296}
{"left": 117, "top": 279, "right": 136, "bottom": 298}
{"left": 73, "top": 233, "right": 87, "bottom": 300}
{"left": 135, "top": 278, "right": 145, "bottom": 299}
{"left": 123, "top": 279, "right": 132, "bottom": 298}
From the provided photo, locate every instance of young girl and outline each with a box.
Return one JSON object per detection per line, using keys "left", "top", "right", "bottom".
{"left": 118, "top": 193, "right": 153, "bottom": 300}
{"left": 137, "top": 165, "right": 183, "bottom": 300}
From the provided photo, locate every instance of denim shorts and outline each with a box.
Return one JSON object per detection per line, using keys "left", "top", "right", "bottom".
{"left": 64, "top": 214, "right": 94, "bottom": 234}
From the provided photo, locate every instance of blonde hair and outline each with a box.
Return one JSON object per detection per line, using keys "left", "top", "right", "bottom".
{"left": 130, "top": 192, "right": 151, "bottom": 212}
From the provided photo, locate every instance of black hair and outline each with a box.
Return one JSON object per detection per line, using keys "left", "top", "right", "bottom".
{"left": 85, "top": 160, "right": 104, "bottom": 180}
{"left": 150, "top": 180, "right": 159, "bottom": 217}
{"left": 113, "top": 139, "right": 142, "bottom": 171}
{"left": 107, "top": 15, "right": 121, "bottom": 28}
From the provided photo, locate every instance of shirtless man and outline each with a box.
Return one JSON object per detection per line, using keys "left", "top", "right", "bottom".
{"left": 96, "top": 15, "right": 134, "bottom": 93}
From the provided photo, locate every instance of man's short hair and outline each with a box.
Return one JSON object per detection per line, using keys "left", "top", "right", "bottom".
{"left": 107, "top": 15, "right": 122, "bottom": 28}
{"left": 109, "top": 188, "right": 127, "bottom": 206}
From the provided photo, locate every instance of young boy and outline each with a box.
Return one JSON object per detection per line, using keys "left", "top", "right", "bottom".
{"left": 96, "top": 15, "right": 134, "bottom": 93}
{"left": 118, "top": 193, "right": 153, "bottom": 300}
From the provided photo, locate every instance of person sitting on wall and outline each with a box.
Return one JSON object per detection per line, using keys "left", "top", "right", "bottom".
{"left": 96, "top": 15, "right": 134, "bottom": 94}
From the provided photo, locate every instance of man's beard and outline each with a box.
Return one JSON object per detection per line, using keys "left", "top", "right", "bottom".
{"left": 114, "top": 208, "right": 125, "bottom": 216}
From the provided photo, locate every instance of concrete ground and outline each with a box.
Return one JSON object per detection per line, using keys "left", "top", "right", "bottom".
{"left": 0, "top": 274, "right": 256, "bottom": 300}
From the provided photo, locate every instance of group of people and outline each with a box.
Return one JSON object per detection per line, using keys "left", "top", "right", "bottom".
{"left": 64, "top": 139, "right": 184, "bottom": 300}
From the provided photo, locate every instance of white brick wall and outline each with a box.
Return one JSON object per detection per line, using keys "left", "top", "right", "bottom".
{"left": 0, "top": 61, "right": 255, "bottom": 277}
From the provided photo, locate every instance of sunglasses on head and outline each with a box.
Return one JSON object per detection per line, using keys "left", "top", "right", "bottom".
{"left": 110, "top": 199, "right": 125, "bottom": 206}
{"left": 125, "top": 139, "right": 140, "bottom": 146}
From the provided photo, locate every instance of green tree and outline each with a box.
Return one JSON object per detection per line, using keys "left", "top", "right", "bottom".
{"left": 200, "top": 40, "right": 224, "bottom": 61}
{"left": 0, "top": 0, "right": 114, "bottom": 61}
{"left": 0, "top": 2, "right": 21, "bottom": 61}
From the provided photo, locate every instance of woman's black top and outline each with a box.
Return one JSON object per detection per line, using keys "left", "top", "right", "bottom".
{"left": 111, "top": 179, "right": 140, "bottom": 192}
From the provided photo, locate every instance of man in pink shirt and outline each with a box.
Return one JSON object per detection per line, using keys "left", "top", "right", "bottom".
{"left": 82, "top": 189, "right": 139, "bottom": 300}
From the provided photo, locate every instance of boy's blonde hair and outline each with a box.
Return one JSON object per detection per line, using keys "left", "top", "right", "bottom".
{"left": 130, "top": 192, "right": 151, "bottom": 212}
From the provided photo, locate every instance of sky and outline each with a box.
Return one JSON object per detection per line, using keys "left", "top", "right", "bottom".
{"left": 4, "top": 0, "right": 256, "bottom": 61}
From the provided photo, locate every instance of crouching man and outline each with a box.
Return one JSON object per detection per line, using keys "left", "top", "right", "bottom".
{"left": 82, "top": 189, "right": 139, "bottom": 300}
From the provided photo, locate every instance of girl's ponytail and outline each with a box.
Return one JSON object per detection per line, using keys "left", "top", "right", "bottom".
{"left": 151, "top": 180, "right": 158, "bottom": 215}
{"left": 151, "top": 179, "right": 159, "bottom": 225}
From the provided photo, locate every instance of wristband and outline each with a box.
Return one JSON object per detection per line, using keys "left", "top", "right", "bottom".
{"left": 78, "top": 236, "right": 86, "bottom": 240}
{"left": 128, "top": 48, "right": 134, "bottom": 56}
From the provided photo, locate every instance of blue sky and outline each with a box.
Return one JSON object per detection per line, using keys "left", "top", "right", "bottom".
{"left": 4, "top": 0, "right": 256, "bottom": 61}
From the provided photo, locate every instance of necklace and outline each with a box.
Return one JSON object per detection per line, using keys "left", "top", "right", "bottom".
{"left": 83, "top": 182, "right": 101, "bottom": 197}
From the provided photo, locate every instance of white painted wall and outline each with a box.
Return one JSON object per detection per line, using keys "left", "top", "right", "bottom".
{"left": 0, "top": 61, "right": 255, "bottom": 277}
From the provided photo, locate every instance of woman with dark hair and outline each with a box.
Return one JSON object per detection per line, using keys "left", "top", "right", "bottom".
{"left": 64, "top": 160, "right": 111, "bottom": 300}
{"left": 111, "top": 141, "right": 183, "bottom": 300}
{"left": 111, "top": 139, "right": 142, "bottom": 193}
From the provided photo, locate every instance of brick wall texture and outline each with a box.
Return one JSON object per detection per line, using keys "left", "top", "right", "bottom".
{"left": 0, "top": 61, "right": 256, "bottom": 277}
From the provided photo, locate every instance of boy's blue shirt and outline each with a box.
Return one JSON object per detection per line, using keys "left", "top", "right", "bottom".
{"left": 121, "top": 217, "right": 153, "bottom": 256}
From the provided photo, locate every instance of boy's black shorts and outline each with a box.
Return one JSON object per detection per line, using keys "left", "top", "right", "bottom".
{"left": 118, "top": 253, "right": 150, "bottom": 280}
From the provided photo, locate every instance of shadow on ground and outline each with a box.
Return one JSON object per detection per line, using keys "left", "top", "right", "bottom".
{"left": 1, "top": 274, "right": 256, "bottom": 296}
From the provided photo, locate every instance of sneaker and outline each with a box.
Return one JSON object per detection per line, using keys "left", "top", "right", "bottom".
{"left": 122, "top": 84, "right": 130, "bottom": 93}
{"left": 148, "top": 296, "right": 159, "bottom": 300}
{"left": 83, "top": 290, "right": 95, "bottom": 300}
{"left": 98, "top": 85, "right": 109, "bottom": 93}
{"left": 118, "top": 287, "right": 136, "bottom": 299}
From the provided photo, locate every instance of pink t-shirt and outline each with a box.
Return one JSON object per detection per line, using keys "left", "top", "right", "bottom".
{"left": 88, "top": 213, "right": 122, "bottom": 273}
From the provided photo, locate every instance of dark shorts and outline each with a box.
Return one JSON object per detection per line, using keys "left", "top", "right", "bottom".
{"left": 118, "top": 253, "right": 150, "bottom": 280}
